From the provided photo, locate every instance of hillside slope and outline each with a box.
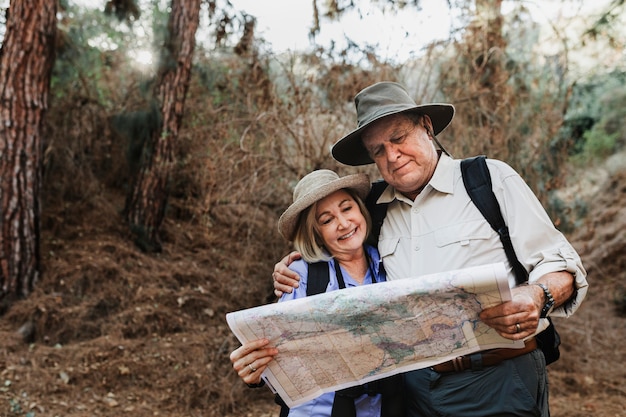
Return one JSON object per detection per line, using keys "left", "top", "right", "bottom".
{"left": 0, "top": 166, "right": 624, "bottom": 417}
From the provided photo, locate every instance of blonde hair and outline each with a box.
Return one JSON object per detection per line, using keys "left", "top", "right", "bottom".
{"left": 292, "top": 189, "right": 372, "bottom": 263}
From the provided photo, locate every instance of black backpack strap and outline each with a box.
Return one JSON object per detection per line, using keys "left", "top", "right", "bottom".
{"left": 274, "top": 394, "right": 290, "bottom": 417}
{"left": 461, "top": 155, "right": 561, "bottom": 365}
{"left": 365, "top": 180, "right": 390, "bottom": 246}
{"left": 460, "top": 155, "right": 528, "bottom": 285}
{"left": 307, "top": 261, "right": 331, "bottom": 296}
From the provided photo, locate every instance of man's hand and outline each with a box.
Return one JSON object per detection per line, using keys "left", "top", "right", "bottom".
{"left": 479, "top": 285, "right": 541, "bottom": 340}
{"left": 272, "top": 251, "right": 302, "bottom": 297}
{"left": 480, "top": 271, "right": 574, "bottom": 340}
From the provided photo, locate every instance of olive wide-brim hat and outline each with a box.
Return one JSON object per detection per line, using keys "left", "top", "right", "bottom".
{"left": 331, "top": 81, "right": 455, "bottom": 166}
{"left": 278, "top": 170, "right": 371, "bottom": 241}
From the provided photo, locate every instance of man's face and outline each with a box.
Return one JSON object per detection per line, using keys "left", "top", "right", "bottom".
{"left": 362, "top": 113, "right": 438, "bottom": 199}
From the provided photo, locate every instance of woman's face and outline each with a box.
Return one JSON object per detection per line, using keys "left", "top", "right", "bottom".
{"left": 314, "top": 189, "right": 367, "bottom": 259}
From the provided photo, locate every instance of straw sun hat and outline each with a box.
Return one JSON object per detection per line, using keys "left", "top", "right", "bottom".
{"left": 331, "top": 81, "right": 455, "bottom": 166}
{"left": 278, "top": 170, "right": 371, "bottom": 241}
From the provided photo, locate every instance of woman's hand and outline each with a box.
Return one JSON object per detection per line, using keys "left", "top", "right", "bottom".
{"left": 230, "top": 339, "right": 278, "bottom": 385}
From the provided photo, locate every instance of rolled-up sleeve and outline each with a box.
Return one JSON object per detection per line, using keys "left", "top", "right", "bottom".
{"left": 491, "top": 161, "right": 589, "bottom": 317}
{"left": 529, "top": 245, "right": 588, "bottom": 317}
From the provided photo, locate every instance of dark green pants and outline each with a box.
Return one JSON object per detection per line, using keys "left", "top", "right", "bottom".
{"left": 404, "top": 349, "right": 548, "bottom": 417}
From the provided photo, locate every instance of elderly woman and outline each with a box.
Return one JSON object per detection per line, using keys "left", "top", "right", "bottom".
{"left": 229, "top": 169, "right": 404, "bottom": 417}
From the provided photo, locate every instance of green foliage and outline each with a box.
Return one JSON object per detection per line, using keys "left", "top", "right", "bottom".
{"left": 579, "top": 128, "right": 620, "bottom": 161}
{"left": 565, "top": 72, "right": 626, "bottom": 165}
{"left": 52, "top": 0, "right": 208, "bottom": 107}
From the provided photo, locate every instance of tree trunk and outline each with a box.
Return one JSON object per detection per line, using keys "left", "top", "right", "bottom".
{"left": 124, "top": 0, "right": 201, "bottom": 252}
{"left": 0, "top": 0, "right": 57, "bottom": 304}
{"left": 472, "top": 0, "right": 509, "bottom": 154}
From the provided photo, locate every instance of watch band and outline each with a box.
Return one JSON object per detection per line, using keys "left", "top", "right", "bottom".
{"left": 533, "top": 282, "right": 555, "bottom": 318}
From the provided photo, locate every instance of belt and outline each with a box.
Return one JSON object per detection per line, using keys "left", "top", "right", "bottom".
{"left": 432, "top": 338, "right": 537, "bottom": 373}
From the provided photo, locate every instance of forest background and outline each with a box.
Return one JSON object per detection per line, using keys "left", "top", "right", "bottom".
{"left": 0, "top": 0, "right": 625, "bottom": 416}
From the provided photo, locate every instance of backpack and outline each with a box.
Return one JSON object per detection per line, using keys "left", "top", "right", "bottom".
{"left": 365, "top": 155, "right": 560, "bottom": 365}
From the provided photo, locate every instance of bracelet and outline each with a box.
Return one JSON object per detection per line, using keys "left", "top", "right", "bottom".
{"left": 246, "top": 379, "right": 266, "bottom": 388}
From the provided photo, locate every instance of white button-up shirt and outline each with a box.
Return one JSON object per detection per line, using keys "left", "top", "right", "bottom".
{"left": 376, "top": 154, "right": 588, "bottom": 328}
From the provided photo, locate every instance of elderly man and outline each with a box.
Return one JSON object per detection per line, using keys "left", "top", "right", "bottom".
{"left": 273, "top": 81, "right": 588, "bottom": 417}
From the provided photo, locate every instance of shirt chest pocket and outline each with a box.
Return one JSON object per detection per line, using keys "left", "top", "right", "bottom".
{"left": 434, "top": 219, "right": 493, "bottom": 248}
{"left": 378, "top": 236, "right": 400, "bottom": 258}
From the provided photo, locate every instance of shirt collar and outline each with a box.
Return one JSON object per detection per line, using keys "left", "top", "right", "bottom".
{"left": 429, "top": 153, "right": 455, "bottom": 194}
{"left": 376, "top": 153, "right": 455, "bottom": 204}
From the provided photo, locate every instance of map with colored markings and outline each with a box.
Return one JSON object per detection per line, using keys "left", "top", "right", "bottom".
{"left": 226, "top": 262, "right": 523, "bottom": 408}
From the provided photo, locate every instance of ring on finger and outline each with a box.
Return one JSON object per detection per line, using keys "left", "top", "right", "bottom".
{"left": 515, "top": 323, "right": 521, "bottom": 333}
{"left": 248, "top": 363, "right": 257, "bottom": 373}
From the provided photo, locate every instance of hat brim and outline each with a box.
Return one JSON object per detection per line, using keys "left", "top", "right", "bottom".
{"left": 278, "top": 173, "right": 371, "bottom": 241}
{"left": 332, "top": 104, "right": 455, "bottom": 166}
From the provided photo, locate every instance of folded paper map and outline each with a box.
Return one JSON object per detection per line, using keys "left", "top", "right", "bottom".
{"left": 226, "top": 262, "right": 523, "bottom": 408}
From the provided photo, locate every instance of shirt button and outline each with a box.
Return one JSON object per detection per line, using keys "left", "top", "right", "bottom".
{"left": 412, "top": 207, "right": 420, "bottom": 213}
{"left": 414, "top": 245, "right": 420, "bottom": 251}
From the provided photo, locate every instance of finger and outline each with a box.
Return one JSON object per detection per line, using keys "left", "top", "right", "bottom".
{"left": 235, "top": 345, "right": 279, "bottom": 372}
{"left": 248, "top": 355, "right": 275, "bottom": 373}
{"left": 271, "top": 272, "right": 286, "bottom": 297}
{"left": 274, "top": 266, "right": 300, "bottom": 286}
{"left": 275, "top": 253, "right": 302, "bottom": 277}
{"left": 229, "top": 339, "right": 269, "bottom": 363}
{"left": 238, "top": 351, "right": 277, "bottom": 379}
{"left": 236, "top": 358, "right": 257, "bottom": 378}
{"left": 491, "top": 317, "right": 526, "bottom": 334}
{"left": 274, "top": 279, "right": 297, "bottom": 294}
{"left": 243, "top": 362, "right": 267, "bottom": 384}
{"left": 244, "top": 346, "right": 279, "bottom": 365}
{"left": 272, "top": 268, "right": 298, "bottom": 291}
{"left": 274, "top": 265, "right": 301, "bottom": 283}
{"left": 495, "top": 328, "right": 527, "bottom": 341}
{"left": 284, "top": 251, "right": 301, "bottom": 265}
